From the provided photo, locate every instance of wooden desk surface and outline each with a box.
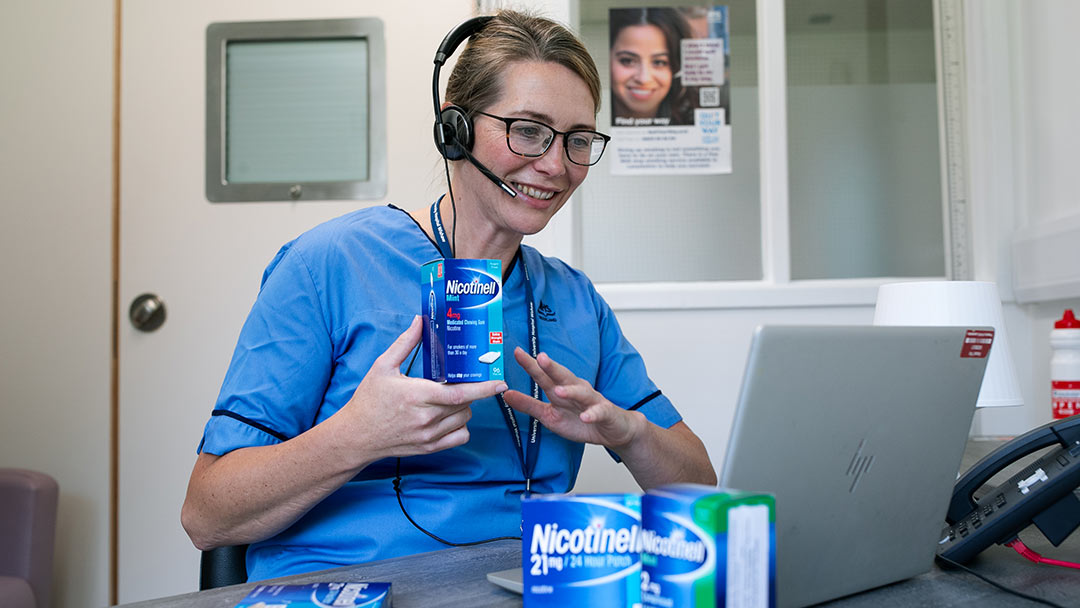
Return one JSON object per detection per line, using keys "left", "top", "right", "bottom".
{"left": 116, "top": 439, "right": 1080, "bottom": 608}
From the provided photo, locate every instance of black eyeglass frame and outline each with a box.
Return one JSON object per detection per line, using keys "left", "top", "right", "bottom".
{"left": 475, "top": 111, "right": 611, "bottom": 166}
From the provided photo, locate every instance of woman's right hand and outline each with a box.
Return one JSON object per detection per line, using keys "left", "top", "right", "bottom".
{"left": 331, "top": 315, "right": 507, "bottom": 466}
{"left": 182, "top": 315, "right": 505, "bottom": 550}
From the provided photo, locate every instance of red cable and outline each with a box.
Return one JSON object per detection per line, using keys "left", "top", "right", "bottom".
{"left": 1007, "top": 538, "right": 1080, "bottom": 570}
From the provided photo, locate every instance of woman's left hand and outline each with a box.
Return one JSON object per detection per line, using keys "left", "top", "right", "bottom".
{"left": 501, "top": 347, "right": 645, "bottom": 450}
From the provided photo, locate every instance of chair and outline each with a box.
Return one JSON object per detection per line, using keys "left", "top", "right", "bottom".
{"left": 0, "top": 469, "right": 59, "bottom": 608}
{"left": 199, "top": 544, "right": 249, "bottom": 590}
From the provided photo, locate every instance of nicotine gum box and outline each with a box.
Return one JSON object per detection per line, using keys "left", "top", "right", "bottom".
{"left": 421, "top": 258, "right": 504, "bottom": 383}
{"left": 233, "top": 582, "right": 391, "bottom": 607}
{"left": 522, "top": 493, "right": 642, "bottom": 607}
{"left": 641, "top": 484, "right": 775, "bottom": 608}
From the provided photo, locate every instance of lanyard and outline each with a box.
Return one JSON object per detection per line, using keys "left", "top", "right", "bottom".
{"left": 429, "top": 198, "right": 542, "bottom": 495}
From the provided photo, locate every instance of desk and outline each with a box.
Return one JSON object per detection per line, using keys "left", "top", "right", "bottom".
{"left": 117, "top": 440, "right": 1080, "bottom": 608}
{"left": 117, "top": 540, "right": 523, "bottom": 608}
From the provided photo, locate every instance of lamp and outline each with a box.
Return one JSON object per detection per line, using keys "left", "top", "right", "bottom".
{"left": 873, "top": 281, "right": 1023, "bottom": 407}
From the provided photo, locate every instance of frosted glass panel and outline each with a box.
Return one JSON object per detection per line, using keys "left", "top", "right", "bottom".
{"left": 577, "top": 0, "right": 760, "bottom": 283}
{"left": 226, "top": 39, "right": 369, "bottom": 184}
{"left": 786, "top": 0, "right": 944, "bottom": 279}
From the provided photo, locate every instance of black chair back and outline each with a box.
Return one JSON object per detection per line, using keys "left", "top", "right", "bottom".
{"left": 199, "top": 544, "right": 248, "bottom": 590}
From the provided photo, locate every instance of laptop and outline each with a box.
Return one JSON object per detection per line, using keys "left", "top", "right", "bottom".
{"left": 721, "top": 325, "right": 990, "bottom": 607}
{"left": 489, "top": 325, "right": 990, "bottom": 605}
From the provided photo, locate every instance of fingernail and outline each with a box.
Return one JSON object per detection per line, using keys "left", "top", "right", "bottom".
{"left": 497, "top": 383, "right": 508, "bottom": 393}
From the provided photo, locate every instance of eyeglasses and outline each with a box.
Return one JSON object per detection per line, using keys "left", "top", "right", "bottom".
{"left": 476, "top": 111, "right": 611, "bottom": 167}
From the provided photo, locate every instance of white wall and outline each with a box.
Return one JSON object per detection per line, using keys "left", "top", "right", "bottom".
{"left": 1005, "top": 0, "right": 1080, "bottom": 426}
{"left": 1015, "top": 1, "right": 1080, "bottom": 227}
{"left": 966, "top": 0, "right": 1080, "bottom": 437}
{"left": 0, "top": 0, "right": 114, "bottom": 607}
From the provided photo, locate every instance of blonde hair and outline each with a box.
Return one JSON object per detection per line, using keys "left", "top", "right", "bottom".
{"left": 445, "top": 10, "right": 602, "bottom": 116}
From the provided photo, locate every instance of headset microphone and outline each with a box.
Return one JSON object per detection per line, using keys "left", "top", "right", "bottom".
{"left": 458, "top": 144, "right": 518, "bottom": 198}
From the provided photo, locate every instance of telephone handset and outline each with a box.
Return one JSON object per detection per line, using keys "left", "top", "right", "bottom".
{"left": 938, "top": 414, "right": 1080, "bottom": 564}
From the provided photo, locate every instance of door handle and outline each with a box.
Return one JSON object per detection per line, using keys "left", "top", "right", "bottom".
{"left": 129, "top": 293, "right": 166, "bottom": 332}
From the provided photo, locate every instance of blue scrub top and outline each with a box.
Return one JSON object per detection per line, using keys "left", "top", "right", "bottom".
{"left": 198, "top": 205, "right": 681, "bottom": 580}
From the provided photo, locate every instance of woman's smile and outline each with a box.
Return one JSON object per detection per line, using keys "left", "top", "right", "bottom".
{"left": 511, "top": 181, "right": 557, "bottom": 202}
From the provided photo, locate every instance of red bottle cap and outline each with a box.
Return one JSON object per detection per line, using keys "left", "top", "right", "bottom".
{"left": 1055, "top": 309, "right": 1080, "bottom": 329}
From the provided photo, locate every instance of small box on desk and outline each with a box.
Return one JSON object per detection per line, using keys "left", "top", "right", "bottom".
{"left": 234, "top": 582, "right": 391, "bottom": 607}
{"left": 522, "top": 493, "right": 642, "bottom": 607}
{"left": 642, "top": 484, "right": 775, "bottom": 608}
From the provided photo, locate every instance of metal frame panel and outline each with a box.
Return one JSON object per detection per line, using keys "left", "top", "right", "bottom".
{"left": 205, "top": 18, "right": 387, "bottom": 202}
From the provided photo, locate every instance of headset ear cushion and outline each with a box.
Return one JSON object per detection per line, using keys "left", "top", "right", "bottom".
{"left": 435, "top": 106, "right": 472, "bottom": 160}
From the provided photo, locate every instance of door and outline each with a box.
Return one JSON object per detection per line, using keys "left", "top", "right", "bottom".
{"left": 118, "top": 0, "right": 471, "bottom": 601}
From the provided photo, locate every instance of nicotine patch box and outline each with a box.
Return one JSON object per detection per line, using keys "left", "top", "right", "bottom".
{"left": 233, "top": 582, "right": 391, "bottom": 607}
{"left": 421, "top": 258, "right": 504, "bottom": 383}
{"left": 641, "top": 484, "right": 775, "bottom": 608}
{"left": 522, "top": 493, "right": 642, "bottom": 607}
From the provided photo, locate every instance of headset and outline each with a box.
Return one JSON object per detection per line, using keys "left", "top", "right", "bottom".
{"left": 432, "top": 15, "right": 518, "bottom": 204}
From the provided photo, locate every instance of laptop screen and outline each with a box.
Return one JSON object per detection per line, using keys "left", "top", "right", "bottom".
{"left": 720, "top": 325, "right": 989, "bottom": 607}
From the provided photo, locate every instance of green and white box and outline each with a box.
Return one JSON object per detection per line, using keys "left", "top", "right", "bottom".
{"left": 641, "top": 484, "right": 775, "bottom": 608}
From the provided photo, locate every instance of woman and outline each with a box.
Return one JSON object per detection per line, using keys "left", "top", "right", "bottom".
{"left": 181, "top": 10, "right": 715, "bottom": 581}
{"left": 610, "top": 7, "right": 695, "bottom": 125}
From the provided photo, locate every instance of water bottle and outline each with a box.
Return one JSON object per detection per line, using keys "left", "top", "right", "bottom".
{"left": 1050, "top": 309, "right": 1080, "bottom": 419}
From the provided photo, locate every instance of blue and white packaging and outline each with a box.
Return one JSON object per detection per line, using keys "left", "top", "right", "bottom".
{"left": 641, "top": 484, "right": 775, "bottom": 608}
{"left": 522, "top": 493, "right": 642, "bottom": 607}
{"left": 233, "top": 582, "right": 391, "bottom": 607}
{"left": 421, "top": 258, "right": 504, "bottom": 383}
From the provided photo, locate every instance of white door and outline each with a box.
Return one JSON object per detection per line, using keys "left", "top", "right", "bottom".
{"left": 118, "top": 0, "right": 471, "bottom": 601}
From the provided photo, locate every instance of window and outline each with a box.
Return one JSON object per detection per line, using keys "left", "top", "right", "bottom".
{"left": 786, "top": 0, "right": 943, "bottom": 279}
{"left": 205, "top": 18, "right": 387, "bottom": 202}
{"left": 575, "top": 0, "right": 950, "bottom": 295}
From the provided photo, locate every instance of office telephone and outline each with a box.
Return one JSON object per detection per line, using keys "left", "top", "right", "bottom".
{"left": 937, "top": 414, "right": 1080, "bottom": 563}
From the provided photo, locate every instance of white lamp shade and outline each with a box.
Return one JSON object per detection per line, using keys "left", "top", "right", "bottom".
{"left": 874, "top": 281, "right": 1023, "bottom": 407}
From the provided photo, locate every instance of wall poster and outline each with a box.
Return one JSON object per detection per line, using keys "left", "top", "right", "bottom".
{"left": 608, "top": 6, "right": 731, "bottom": 175}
